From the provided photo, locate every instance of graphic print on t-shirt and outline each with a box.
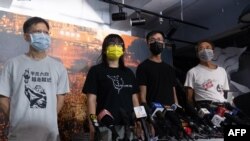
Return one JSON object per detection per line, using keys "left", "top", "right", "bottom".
{"left": 202, "top": 79, "right": 214, "bottom": 90}
{"left": 107, "top": 75, "right": 124, "bottom": 94}
{"left": 107, "top": 75, "right": 132, "bottom": 94}
{"left": 23, "top": 69, "right": 50, "bottom": 108}
{"left": 216, "top": 84, "right": 224, "bottom": 93}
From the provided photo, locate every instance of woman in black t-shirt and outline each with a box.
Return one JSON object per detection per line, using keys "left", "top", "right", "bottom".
{"left": 82, "top": 34, "right": 140, "bottom": 141}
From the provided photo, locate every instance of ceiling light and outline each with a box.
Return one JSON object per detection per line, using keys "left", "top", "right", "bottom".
{"left": 112, "top": 6, "right": 127, "bottom": 21}
{"left": 130, "top": 11, "right": 146, "bottom": 26}
{"left": 130, "top": 18, "right": 146, "bottom": 26}
{"left": 112, "top": 12, "right": 127, "bottom": 21}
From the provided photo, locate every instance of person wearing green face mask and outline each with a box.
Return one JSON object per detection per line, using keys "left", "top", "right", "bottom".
{"left": 82, "top": 34, "right": 141, "bottom": 141}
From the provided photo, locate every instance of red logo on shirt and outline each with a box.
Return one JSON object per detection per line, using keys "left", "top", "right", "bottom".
{"left": 202, "top": 79, "right": 213, "bottom": 90}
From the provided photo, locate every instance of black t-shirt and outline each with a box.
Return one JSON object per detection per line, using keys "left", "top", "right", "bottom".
{"left": 82, "top": 63, "right": 138, "bottom": 125}
{"left": 136, "top": 59, "right": 176, "bottom": 106}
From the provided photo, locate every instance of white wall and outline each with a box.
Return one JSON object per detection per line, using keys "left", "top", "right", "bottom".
{"left": 0, "top": 0, "right": 130, "bottom": 34}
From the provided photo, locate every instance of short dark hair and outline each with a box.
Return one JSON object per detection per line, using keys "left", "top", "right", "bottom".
{"left": 23, "top": 17, "right": 50, "bottom": 33}
{"left": 146, "top": 30, "right": 165, "bottom": 43}
{"left": 195, "top": 39, "right": 215, "bottom": 52}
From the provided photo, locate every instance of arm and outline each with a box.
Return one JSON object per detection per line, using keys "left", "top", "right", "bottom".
{"left": 173, "top": 86, "right": 178, "bottom": 104}
{"left": 186, "top": 87, "right": 194, "bottom": 106}
{"left": 132, "top": 93, "right": 140, "bottom": 107}
{"left": 139, "top": 85, "right": 147, "bottom": 104}
{"left": 0, "top": 95, "right": 10, "bottom": 118}
{"left": 87, "top": 94, "right": 97, "bottom": 141}
{"left": 87, "top": 94, "right": 97, "bottom": 115}
{"left": 57, "top": 94, "right": 65, "bottom": 114}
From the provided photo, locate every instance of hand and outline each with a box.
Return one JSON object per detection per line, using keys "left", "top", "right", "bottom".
{"left": 148, "top": 122, "right": 155, "bottom": 137}
{"left": 164, "top": 105, "right": 171, "bottom": 109}
{"left": 89, "top": 114, "right": 99, "bottom": 141}
{"left": 89, "top": 123, "right": 95, "bottom": 141}
{"left": 135, "top": 120, "right": 143, "bottom": 139}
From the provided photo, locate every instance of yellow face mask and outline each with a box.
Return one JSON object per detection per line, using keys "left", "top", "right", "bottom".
{"left": 106, "top": 44, "right": 124, "bottom": 60}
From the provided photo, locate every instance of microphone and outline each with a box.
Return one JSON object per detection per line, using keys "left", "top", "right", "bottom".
{"left": 151, "top": 102, "right": 164, "bottom": 117}
{"left": 185, "top": 103, "right": 216, "bottom": 135}
{"left": 140, "top": 103, "right": 155, "bottom": 124}
{"left": 198, "top": 108, "right": 211, "bottom": 118}
{"left": 134, "top": 105, "right": 151, "bottom": 141}
{"left": 98, "top": 109, "right": 119, "bottom": 140}
{"left": 185, "top": 116, "right": 203, "bottom": 134}
{"left": 224, "top": 112, "right": 246, "bottom": 125}
{"left": 211, "top": 114, "right": 225, "bottom": 127}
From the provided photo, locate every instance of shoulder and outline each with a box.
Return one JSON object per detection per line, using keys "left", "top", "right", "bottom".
{"left": 3, "top": 55, "right": 25, "bottom": 66}
{"left": 217, "top": 66, "right": 227, "bottom": 73}
{"left": 47, "top": 56, "right": 67, "bottom": 73}
{"left": 8, "top": 54, "right": 25, "bottom": 62}
{"left": 138, "top": 59, "right": 147, "bottom": 65}
{"left": 90, "top": 63, "right": 104, "bottom": 70}
{"left": 187, "top": 65, "right": 200, "bottom": 74}
{"left": 163, "top": 62, "right": 173, "bottom": 68}
{"left": 123, "top": 67, "right": 135, "bottom": 74}
{"left": 47, "top": 56, "right": 63, "bottom": 65}
{"left": 87, "top": 63, "right": 104, "bottom": 74}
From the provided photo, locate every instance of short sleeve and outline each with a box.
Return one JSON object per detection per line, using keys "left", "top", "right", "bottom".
{"left": 170, "top": 67, "right": 177, "bottom": 87}
{"left": 184, "top": 70, "right": 194, "bottom": 89}
{"left": 128, "top": 69, "right": 139, "bottom": 94}
{"left": 222, "top": 68, "right": 230, "bottom": 91}
{"left": 136, "top": 64, "right": 147, "bottom": 86}
{"left": 82, "top": 67, "right": 98, "bottom": 95}
{"left": 0, "top": 61, "right": 12, "bottom": 97}
{"left": 57, "top": 65, "right": 70, "bottom": 95}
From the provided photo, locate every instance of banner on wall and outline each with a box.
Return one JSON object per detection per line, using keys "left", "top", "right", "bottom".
{"left": 0, "top": 10, "right": 174, "bottom": 140}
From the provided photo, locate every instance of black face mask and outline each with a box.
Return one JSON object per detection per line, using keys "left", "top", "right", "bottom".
{"left": 149, "top": 41, "right": 164, "bottom": 55}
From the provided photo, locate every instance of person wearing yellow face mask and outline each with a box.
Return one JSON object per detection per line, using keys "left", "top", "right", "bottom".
{"left": 106, "top": 44, "right": 124, "bottom": 60}
{"left": 82, "top": 34, "right": 140, "bottom": 141}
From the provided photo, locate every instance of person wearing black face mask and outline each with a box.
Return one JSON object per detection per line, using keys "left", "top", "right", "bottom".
{"left": 149, "top": 41, "right": 164, "bottom": 55}
{"left": 136, "top": 31, "right": 179, "bottom": 138}
{"left": 184, "top": 40, "right": 230, "bottom": 108}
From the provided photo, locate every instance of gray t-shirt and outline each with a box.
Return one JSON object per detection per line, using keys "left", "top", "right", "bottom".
{"left": 0, "top": 54, "right": 70, "bottom": 141}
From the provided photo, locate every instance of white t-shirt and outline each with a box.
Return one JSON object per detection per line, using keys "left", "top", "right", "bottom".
{"left": 0, "top": 54, "right": 70, "bottom": 141}
{"left": 184, "top": 64, "right": 229, "bottom": 103}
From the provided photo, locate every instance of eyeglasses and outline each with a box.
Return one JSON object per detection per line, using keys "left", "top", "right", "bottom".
{"left": 148, "top": 38, "right": 165, "bottom": 43}
{"left": 30, "top": 30, "right": 50, "bottom": 35}
{"left": 108, "top": 42, "right": 124, "bottom": 46}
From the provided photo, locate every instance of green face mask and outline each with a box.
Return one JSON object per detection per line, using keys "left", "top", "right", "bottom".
{"left": 106, "top": 44, "right": 124, "bottom": 60}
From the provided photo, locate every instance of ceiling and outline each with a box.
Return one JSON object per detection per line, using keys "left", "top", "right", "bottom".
{"left": 1, "top": 0, "right": 250, "bottom": 47}
{"left": 105, "top": 0, "right": 250, "bottom": 46}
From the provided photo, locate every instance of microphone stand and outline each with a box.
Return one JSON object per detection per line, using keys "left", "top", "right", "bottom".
{"left": 141, "top": 117, "right": 151, "bottom": 141}
{"left": 94, "top": 129, "right": 100, "bottom": 141}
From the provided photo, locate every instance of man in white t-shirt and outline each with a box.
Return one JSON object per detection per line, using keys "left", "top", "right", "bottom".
{"left": 0, "top": 17, "right": 70, "bottom": 141}
{"left": 184, "top": 40, "right": 229, "bottom": 108}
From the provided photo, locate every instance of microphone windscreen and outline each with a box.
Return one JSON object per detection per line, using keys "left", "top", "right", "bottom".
{"left": 185, "top": 103, "right": 199, "bottom": 118}
{"left": 101, "top": 115, "right": 114, "bottom": 126}
{"left": 155, "top": 111, "right": 166, "bottom": 124}
{"left": 141, "top": 103, "right": 152, "bottom": 115}
{"left": 98, "top": 109, "right": 114, "bottom": 126}
{"left": 224, "top": 112, "right": 245, "bottom": 125}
